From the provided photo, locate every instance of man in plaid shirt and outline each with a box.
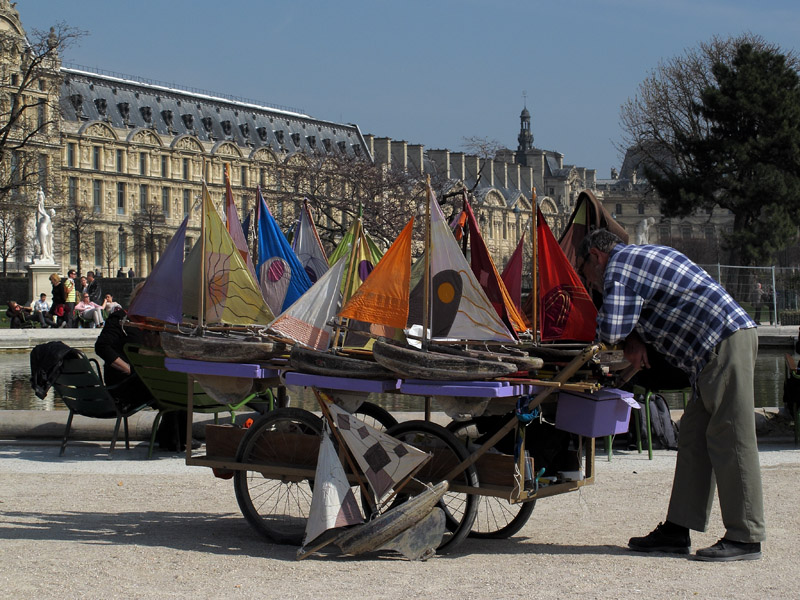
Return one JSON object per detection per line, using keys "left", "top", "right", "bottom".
{"left": 578, "top": 229, "right": 764, "bottom": 562}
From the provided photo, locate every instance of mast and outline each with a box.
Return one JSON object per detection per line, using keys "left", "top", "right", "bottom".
{"left": 422, "top": 176, "right": 432, "bottom": 351}
{"left": 530, "top": 187, "right": 538, "bottom": 344}
{"left": 197, "top": 180, "right": 207, "bottom": 335}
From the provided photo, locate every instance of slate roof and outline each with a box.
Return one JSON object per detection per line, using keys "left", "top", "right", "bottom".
{"left": 59, "top": 67, "right": 371, "bottom": 160}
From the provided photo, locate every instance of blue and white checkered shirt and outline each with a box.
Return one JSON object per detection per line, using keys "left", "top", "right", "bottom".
{"left": 597, "top": 244, "right": 756, "bottom": 382}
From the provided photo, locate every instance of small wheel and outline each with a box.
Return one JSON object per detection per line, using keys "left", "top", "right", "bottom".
{"left": 353, "top": 401, "right": 398, "bottom": 431}
{"left": 233, "top": 407, "right": 322, "bottom": 545}
{"left": 447, "top": 418, "right": 536, "bottom": 539}
{"left": 385, "top": 420, "right": 479, "bottom": 552}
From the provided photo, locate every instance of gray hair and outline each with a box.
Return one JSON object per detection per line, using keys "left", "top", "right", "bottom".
{"left": 577, "top": 229, "right": 623, "bottom": 261}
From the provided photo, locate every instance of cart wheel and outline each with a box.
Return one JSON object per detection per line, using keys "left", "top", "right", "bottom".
{"left": 353, "top": 401, "right": 398, "bottom": 431}
{"left": 447, "top": 418, "right": 536, "bottom": 539}
{"left": 385, "top": 420, "right": 479, "bottom": 553}
{"left": 233, "top": 407, "right": 322, "bottom": 545}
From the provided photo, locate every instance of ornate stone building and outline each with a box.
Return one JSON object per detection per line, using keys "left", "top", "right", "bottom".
{"left": 1, "top": 3, "right": 598, "bottom": 279}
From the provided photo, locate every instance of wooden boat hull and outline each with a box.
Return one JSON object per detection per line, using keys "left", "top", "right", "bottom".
{"left": 372, "top": 339, "right": 518, "bottom": 381}
{"left": 160, "top": 331, "right": 286, "bottom": 363}
{"left": 289, "top": 346, "right": 395, "bottom": 379}
{"left": 430, "top": 344, "right": 543, "bottom": 371}
{"left": 334, "top": 481, "right": 448, "bottom": 556}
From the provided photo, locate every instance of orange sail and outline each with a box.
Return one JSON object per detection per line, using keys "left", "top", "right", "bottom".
{"left": 338, "top": 217, "right": 414, "bottom": 329}
{"left": 537, "top": 207, "right": 597, "bottom": 342}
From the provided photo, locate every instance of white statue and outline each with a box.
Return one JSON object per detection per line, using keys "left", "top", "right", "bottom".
{"left": 634, "top": 217, "right": 656, "bottom": 245}
{"left": 35, "top": 188, "right": 55, "bottom": 262}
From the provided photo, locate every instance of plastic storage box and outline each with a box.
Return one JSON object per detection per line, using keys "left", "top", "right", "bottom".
{"left": 555, "top": 388, "right": 639, "bottom": 438}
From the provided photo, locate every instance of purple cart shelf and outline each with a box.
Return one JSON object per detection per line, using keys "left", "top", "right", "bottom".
{"left": 282, "top": 371, "right": 401, "bottom": 393}
{"left": 164, "top": 358, "right": 279, "bottom": 380}
{"left": 400, "top": 379, "right": 540, "bottom": 398}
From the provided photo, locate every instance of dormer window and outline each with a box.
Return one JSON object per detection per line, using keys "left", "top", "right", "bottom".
{"left": 161, "top": 109, "right": 174, "bottom": 129}
{"left": 306, "top": 135, "right": 316, "bottom": 148}
{"left": 257, "top": 126, "right": 268, "bottom": 142}
{"left": 181, "top": 113, "right": 194, "bottom": 130}
{"left": 322, "top": 138, "right": 332, "bottom": 152}
{"left": 221, "top": 120, "right": 232, "bottom": 136}
{"left": 201, "top": 116, "right": 213, "bottom": 132}
{"left": 274, "top": 130, "right": 285, "bottom": 145}
{"left": 352, "top": 145, "right": 361, "bottom": 157}
{"left": 291, "top": 132, "right": 301, "bottom": 146}
{"left": 140, "top": 106, "right": 152, "bottom": 123}
{"left": 94, "top": 98, "right": 107, "bottom": 117}
{"left": 239, "top": 123, "right": 249, "bottom": 137}
{"left": 337, "top": 141, "right": 347, "bottom": 153}
{"left": 117, "top": 102, "right": 130, "bottom": 121}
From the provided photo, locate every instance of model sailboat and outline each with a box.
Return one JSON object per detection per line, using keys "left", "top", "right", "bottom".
{"left": 298, "top": 398, "right": 445, "bottom": 560}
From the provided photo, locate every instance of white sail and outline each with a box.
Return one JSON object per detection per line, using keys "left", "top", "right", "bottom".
{"left": 268, "top": 255, "right": 347, "bottom": 350}
{"left": 300, "top": 424, "right": 363, "bottom": 551}
{"left": 327, "top": 402, "right": 429, "bottom": 503}
{"left": 423, "top": 188, "right": 516, "bottom": 342}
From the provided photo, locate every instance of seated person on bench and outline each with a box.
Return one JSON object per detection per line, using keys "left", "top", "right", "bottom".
{"left": 74, "top": 293, "right": 104, "bottom": 328}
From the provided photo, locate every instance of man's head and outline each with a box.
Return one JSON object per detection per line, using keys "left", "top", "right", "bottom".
{"left": 40, "top": 293, "right": 47, "bottom": 300}
{"left": 87, "top": 271, "right": 95, "bottom": 281}
{"left": 67, "top": 269, "right": 76, "bottom": 279}
{"left": 577, "top": 229, "right": 623, "bottom": 293}
{"left": 80, "top": 276, "right": 87, "bottom": 287}
{"left": 7, "top": 300, "right": 17, "bottom": 309}
{"left": 81, "top": 293, "right": 91, "bottom": 303}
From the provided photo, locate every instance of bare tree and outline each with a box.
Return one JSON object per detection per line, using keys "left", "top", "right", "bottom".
{"left": 131, "top": 201, "right": 167, "bottom": 272}
{"left": 100, "top": 231, "right": 119, "bottom": 278}
{"left": 60, "top": 199, "right": 98, "bottom": 277}
{"left": 617, "top": 33, "right": 799, "bottom": 181}
{"left": 263, "top": 152, "right": 426, "bottom": 255}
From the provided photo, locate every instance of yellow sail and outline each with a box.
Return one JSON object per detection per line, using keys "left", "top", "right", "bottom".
{"left": 183, "top": 183, "right": 274, "bottom": 326}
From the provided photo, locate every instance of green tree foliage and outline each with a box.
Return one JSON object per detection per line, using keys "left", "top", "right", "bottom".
{"left": 646, "top": 43, "right": 800, "bottom": 264}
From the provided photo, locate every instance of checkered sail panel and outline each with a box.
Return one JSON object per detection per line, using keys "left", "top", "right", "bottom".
{"left": 327, "top": 402, "right": 429, "bottom": 502}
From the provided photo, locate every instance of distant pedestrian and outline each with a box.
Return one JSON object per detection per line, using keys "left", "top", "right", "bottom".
{"left": 116, "top": 268, "right": 125, "bottom": 278}
{"left": 127, "top": 267, "right": 135, "bottom": 278}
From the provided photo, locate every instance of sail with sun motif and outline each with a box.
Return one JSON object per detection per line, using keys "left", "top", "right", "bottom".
{"left": 408, "top": 185, "right": 516, "bottom": 343}
{"left": 182, "top": 182, "right": 274, "bottom": 326}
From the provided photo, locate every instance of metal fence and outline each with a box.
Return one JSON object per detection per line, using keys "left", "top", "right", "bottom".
{"left": 698, "top": 265, "right": 800, "bottom": 325}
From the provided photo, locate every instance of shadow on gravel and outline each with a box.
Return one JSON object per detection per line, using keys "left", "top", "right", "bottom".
{"left": 0, "top": 509, "right": 300, "bottom": 560}
{"left": 0, "top": 442, "right": 190, "bottom": 462}
{"left": 0, "top": 506, "right": 642, "bottom": 561}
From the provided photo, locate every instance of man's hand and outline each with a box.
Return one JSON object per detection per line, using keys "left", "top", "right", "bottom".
{"left": 623, "top": 331, "right": 650, "bottom": 370}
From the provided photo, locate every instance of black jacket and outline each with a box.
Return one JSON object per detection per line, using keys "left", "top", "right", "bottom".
{"left": 86, "top": 279, "right": 102, "bottom": 304}
{"left": 30, "top": 341, "right": 78, "bottom": 400}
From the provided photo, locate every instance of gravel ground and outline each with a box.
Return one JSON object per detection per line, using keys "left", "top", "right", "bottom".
{"left": 1, "top": 440, "right": 798, "bottom": 600}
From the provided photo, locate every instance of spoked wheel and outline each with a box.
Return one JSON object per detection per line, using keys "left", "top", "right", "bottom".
{"left": 353, "top": 401, "right": 398, "bottom": 431}
{"left": 385, "top": 420, "right": 479, "bottom": 552}
{"left": 233, "top": 407, "right": 322, "bottom": 545}
{"left": 447, "top": 418, "right": 536, "bottom": 539}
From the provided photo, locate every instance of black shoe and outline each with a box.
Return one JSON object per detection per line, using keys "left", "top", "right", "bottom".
{"left": 629, "top": 522, "right": 691, "bottom": 554}
{"left": 693, "top": 538, "right": 761, "bottom": 562}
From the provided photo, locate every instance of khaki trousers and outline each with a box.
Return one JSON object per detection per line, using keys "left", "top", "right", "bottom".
{"left": 666, "top": 327, "right": 765, "bottom": 543}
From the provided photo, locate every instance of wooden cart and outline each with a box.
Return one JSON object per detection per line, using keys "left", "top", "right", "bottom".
{"left": 165, "top": 344, "right": 604, "bottom": 553}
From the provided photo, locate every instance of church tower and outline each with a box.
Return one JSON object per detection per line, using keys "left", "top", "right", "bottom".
{"left": 515, "top": 103, "right": 533, "bottom": 166}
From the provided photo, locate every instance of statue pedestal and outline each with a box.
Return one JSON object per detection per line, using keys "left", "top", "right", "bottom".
{"left": 27, "top": 261, "right": 58, "bottom": 303}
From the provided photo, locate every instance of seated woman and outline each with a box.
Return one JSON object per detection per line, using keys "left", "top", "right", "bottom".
{"left": 74, "top": 292, "right": 104, "bottom": 328}
{"left": 101, "top": 294, "right": 122, "bottom": 315}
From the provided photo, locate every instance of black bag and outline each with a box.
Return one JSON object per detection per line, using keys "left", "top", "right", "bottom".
{"left": 629, "top": 393, "right": 679, "bottom": 450}
{"left": 783, "top": 373, "right": 800, "bottom": 418}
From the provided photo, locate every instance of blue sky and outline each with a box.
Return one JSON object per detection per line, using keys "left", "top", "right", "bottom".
{"left": 17, "top": 0, "right": 800, "bottom": 180}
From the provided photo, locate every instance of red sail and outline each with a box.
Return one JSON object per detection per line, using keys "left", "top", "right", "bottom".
{"left": 463, "top": 199, "right": 528, "bottom": 335}
{"left": 537, "top": 208, "right": 597, "bottom": 342}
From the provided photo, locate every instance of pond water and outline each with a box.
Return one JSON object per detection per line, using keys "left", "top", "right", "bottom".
{"left": 5, "top": 348, "right": 790, "bottom": 412}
